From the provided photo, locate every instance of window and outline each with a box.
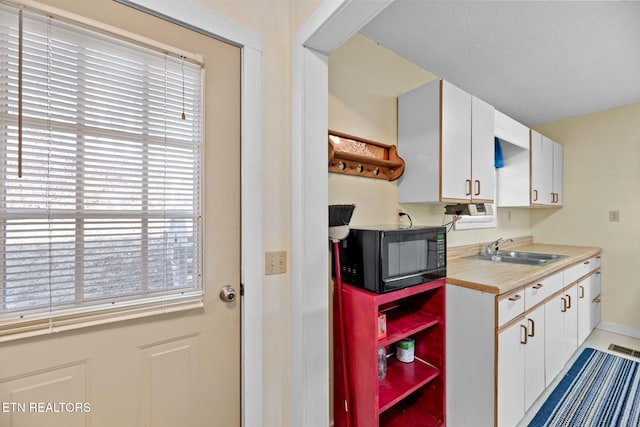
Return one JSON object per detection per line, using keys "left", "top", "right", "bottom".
{"left": 0, "top": 4, "right": 203, "bottom": 340}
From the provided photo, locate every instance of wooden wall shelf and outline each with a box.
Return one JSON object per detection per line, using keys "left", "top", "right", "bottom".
{"left": 328, "top": 130, "right": 405, "bottom": 181}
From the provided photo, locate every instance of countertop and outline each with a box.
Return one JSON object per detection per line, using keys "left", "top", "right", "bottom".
{"left": 446, "top": 241, "right": 601, "bottom": 295}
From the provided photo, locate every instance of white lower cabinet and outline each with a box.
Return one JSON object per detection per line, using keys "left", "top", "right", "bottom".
{"left": 498, "top": 318, "right": 526, "bottom": 427}
{"left": 524, "top": 307, "right": 546, "bottom": 410}
{"left": 497, "top": 305, "right": 546, "bottom": 427}
{"left": 447, "top": 257, "right": 602, "bottom": 427}
{"left": 578, "top": 271, "right": 603, "bottom": 344}
{"left": 544, "top": 283, "right": 578, "bottom": 386}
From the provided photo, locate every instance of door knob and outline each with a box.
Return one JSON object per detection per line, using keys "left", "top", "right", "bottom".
{"left": 219, "top": 285, "right": 237, "bottom": 303}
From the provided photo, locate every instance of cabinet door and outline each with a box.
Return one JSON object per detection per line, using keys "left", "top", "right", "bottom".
{"left": 553, "top": 141, "right": 563, "bottom": 205}
{"left": 563, "top": 283, "right": 578, "bottom": 362}
{"left": 471, "top": 96, "right": 495, "bottom": 202}
{"left": 531, "top": 131, "right": 553, "bottom": 205}
{"left": 441, "top": 81, "right": 472, "bottom": 201}
{"left": 591, "top": 272, "right": 602, "bottom": 329}
{"left": 544, "top": 294, "right": 565, "bottom": 386}
{"left": 497, "top": 319, "right": 526, "bottom": 427}
{"left": 524, "top": 306, "right": 545, "bottom": 410}
{"left": 577, "top": 277, "right": 592, "bottom": 345}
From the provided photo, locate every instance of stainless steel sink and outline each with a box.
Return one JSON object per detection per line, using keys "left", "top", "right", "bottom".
{"left": 466, "top": 251, "right": 566, "bottom": 266}
{"left": 501, "top": 251, "right": 562, "bottom": 260}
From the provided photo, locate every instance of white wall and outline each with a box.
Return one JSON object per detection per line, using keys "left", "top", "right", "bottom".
{"left": 533, "top": 103, "right": 640, "bottom": 333}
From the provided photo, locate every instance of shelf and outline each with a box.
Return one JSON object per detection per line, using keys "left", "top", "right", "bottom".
{"left": 379, "top": 307, "right": 440, "bottom": 347}
{"left": 334, "top": 279, "right": 445, "bottom": 426}
{"left": 378, "top": 357, "right": 440, "bottom": 413}
{"left": 380, "top": 404, "right": 443, "bottom": 427}
{"left": 328, "top": 130, "right": 405, "bottom": 181}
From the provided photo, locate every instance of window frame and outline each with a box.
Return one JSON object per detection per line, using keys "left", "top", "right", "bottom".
{"left": 0, "top": 2, "right": 206, "bottom": 341}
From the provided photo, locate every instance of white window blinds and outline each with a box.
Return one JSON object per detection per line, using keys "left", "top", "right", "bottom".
{"left": 0, "top": 4, "right": 203, "bottom": 340}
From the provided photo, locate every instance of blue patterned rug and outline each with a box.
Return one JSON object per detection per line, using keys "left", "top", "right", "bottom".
{"left": 530, "top": 348, "right": 640, "bottom": 426}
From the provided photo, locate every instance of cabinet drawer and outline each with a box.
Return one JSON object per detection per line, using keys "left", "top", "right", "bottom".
{"left": 525, "top": 271, "right": 563, "bottom": 310}
{"left": 578, "top": 256, "right": 601, "bottom": 278}
{"left": 563, "top": 265, "right": 579, "bottom": 285}
{"left": 498, "top": 287, "right": 525, "bottom": 327}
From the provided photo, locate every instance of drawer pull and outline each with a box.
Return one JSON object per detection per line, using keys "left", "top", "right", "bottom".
{"left": 532, "top": 284, "right": 544, "bottom": 290}
{"left": 584, "top": 261, "right": 590, "bottom": 265}
{"left": 508, "top": 294, "right": 522, "bottom": 302}
{"left": 528, "top": 318, "right": 535, "bottom": 337}
{"left": 520, "top": 325, "right": 528, "bottom": 345}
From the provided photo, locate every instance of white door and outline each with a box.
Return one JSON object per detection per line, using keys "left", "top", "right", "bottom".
{"left": 530, "top": 130, "right": 553, "bottom": 205}
{"left": 471, "top": 96, "right": 496, "bottom": 202}
{"left": 544, "top": 294, "right": 566, "bottom": 386}
{"left": 441, "top": 81, "right": 472, "bottom": 201}
{"left": 563, "top": 283, "right": 579, "bottom": 361}
{"left": 0, "top": 2, "right": 241, "bottom": 426}
{"left": 553, "top": 141, "right": 563, "bottom": 205}
{"left": 577, "top": 277, "right": 592, "bottom": 345}
{"left": 591, "top": 272, "right": 602, "bottom": 329}
{"left": 497, "top": 318, "right": 526, "bottom": 427}
{"left": 524, "top": 305, "right": 546, "bottom": 410}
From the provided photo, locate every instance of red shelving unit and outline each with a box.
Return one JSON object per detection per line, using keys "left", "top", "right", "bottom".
{"left": 334, "top": 279, "right": 446, "bottom": 427}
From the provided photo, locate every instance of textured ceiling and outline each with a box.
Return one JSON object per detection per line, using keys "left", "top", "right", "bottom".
{"left": 359, "top": 0, "right": 640, "bottom": 126}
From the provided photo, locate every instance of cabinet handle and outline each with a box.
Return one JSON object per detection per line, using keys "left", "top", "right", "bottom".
{"left": 520, "top": 325, "right": 528, "bottom": 345}
{"left": 508, "top": 294, "right": 522, "bottom": 302}
{"left": 474, "top": 180, "right": 481, "bottom": 196}
{"left": 561, "top": 297, "right": 567, "bottom": 312}
{"left": 594, "top": 297, "right": 602, "bottom": 303}
{"left": 532, "top": 283, "right": 544, "bottom": 290}
{"left": 566, "top": 294, "right": 572, "bottom": 309}
{"left": 533, "top": 189, "right": 538, "bottom": 202}
{"left": 466, "top": 179, "right": 472, "bottom": 196}
{"left": 584, "top": 261, "right": 590, "bottom": 265}
{"left": 528, "top": 318, "right": 535, "bottom": 337}
{"left": 579, "top": 286, "right": 585, "bottom": 299}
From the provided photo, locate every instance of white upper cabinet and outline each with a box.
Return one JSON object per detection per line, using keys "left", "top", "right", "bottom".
{"left": 531, "top": 130, "right": 563, "bottom": 206}
{"left": 398, "top": 79, "right": 495, "bottom": 204}
{"left": 496, "top": 114, "right": 563, "bottom": 208}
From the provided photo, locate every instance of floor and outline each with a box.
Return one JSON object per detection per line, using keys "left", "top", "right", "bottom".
{"left": 517, "top": 328, "right": 640, "bottom": 426}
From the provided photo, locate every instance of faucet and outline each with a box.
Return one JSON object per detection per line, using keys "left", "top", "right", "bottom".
{"left": 485, "top": 237, "right": 514, "bottom": 257}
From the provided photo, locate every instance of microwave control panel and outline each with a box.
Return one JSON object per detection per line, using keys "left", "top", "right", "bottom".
{"left": 436, "top": 234, "right": 446, "bottom": 268}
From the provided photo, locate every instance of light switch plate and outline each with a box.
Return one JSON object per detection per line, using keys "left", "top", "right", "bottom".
{"left": 265, "top": 251, "right": 287, "bottom": 275}
{"left": 609, "top": 210, "right": 620, "bottom": 222}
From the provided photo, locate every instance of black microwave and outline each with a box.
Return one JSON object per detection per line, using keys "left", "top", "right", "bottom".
{"left": 338, "top": 225, "right": 446, "bottom": 293}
